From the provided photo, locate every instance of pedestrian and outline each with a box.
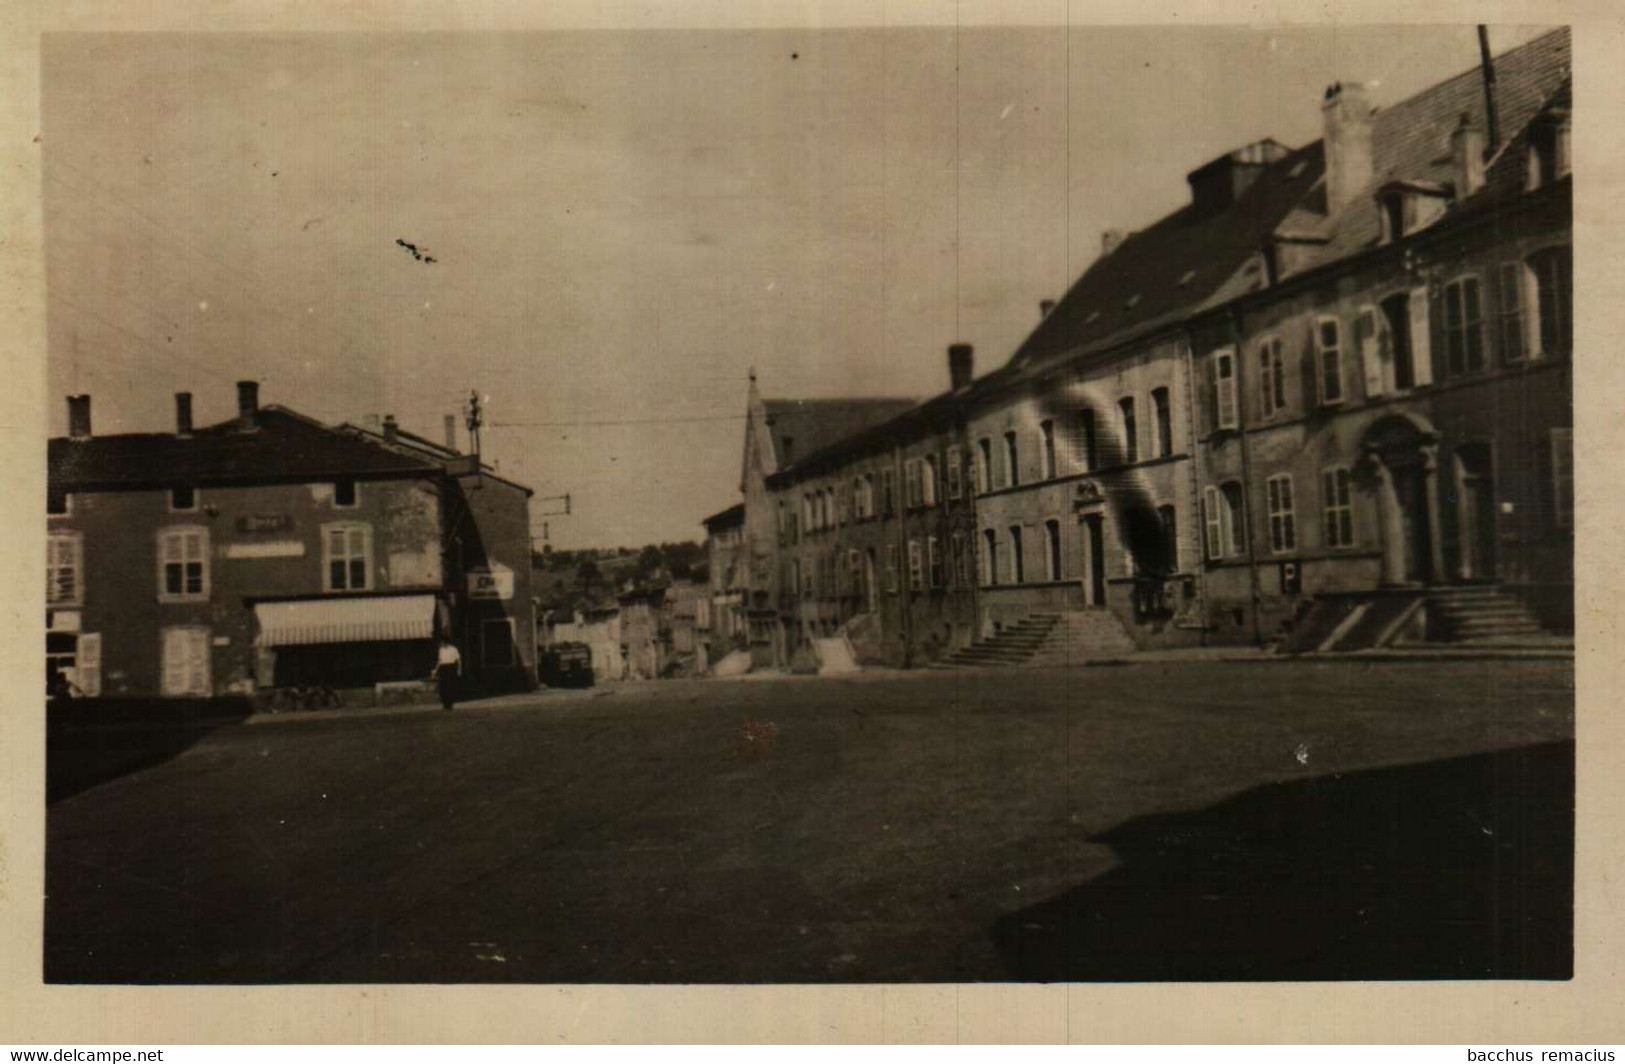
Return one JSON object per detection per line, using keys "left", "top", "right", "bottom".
{"left": 434, "top": 636, "right": 462, "bottom": 710}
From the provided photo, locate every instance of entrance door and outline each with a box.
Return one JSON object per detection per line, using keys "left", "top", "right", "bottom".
{"left": 1456, "top": 444, "right": 1497, "bottom": 581}
{"left": 160, "top": 626, "right": 211, "bottom": 697}
{"left": 1389, "top": 464, "right": 1432, "bottom": 584}
{"left": 1081, "top": 515, "right": 1106, "bottom": 606}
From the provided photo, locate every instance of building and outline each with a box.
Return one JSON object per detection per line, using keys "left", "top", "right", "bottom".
{"left": 617, "top": 585, "right": 667, "bottom": 679}
{"left": 543, "top": 605, "right": 625, "bottom": 682}
{"left": 699, "top": 502, "right": 747, "bottom": 670}
{"left": 46, "top": 382, "right": 537, "bottom": 699}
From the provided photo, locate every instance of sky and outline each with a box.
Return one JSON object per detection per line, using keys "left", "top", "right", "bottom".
{"left": 42, "top": 23, "right": 1554, "bottom": 549}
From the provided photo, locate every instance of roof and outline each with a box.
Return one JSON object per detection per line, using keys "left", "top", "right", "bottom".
{"left": 761, "top": 398, "right": 918, "bottom": 470}
{"left": 1006, "top": 139, "right": 1326, "bottom": 369}
{"left": 338, "top": 422, "right": 534, "bottom": 496}
{"left": 1303, "top": 27, "right": 1571, "bottom": 265}
{"left": 702, "top": 501, "right": 745, "bottom": 532}
{"left": 49, "top": 406, "right": 440, "bottom": 491}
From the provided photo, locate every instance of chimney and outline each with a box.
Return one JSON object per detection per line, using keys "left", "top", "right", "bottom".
{"left": 66, "top": 395, "right": 91, "bottom": 440}
{"left": 236, "top": 380, "right": 259, "bottom": 429}
{"left": 1039, "top": 299, "right": 1057, "bottom": 319}
{"left": 175, "top": 392, "right": 193, "bottom": 436}
{"left": 1451, "top": 114, "right": 1486, "bottom": 198}
{"left": 443, "top": 414, "right": 458, "bottom": 452}
{"left": 1322, "top": 82, "right": 1374, "bottom": 215}
{"left": 1478, "top": 25, "right": 1502, "bottom": 153}
{"left": 1101, "top": 229, "right": 1126, "bottom": 258}
{"left": 382, "top": 414, "right": 399, "bottom": 444}
{"left": 948, "top": 343, "right": 975, "bottom": 390}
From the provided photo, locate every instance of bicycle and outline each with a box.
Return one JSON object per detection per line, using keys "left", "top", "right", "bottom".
{"left": 265, "top": 684, "right": 343, "bottom": 713}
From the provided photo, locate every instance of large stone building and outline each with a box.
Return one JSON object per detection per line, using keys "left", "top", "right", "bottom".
{"left": 46, "top": 382, "right": 537, "bottom": 699}
{"left": 710, "top": 27, "right": 1570, "bottom": 666}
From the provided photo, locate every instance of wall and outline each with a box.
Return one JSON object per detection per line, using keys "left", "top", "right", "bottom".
{"left": 444, "top": 472, "right": 538, "bottom": 688}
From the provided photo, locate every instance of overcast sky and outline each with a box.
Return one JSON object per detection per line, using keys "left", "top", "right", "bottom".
{"left": 43, "top": 24, "right": 1553, "bottom": 549}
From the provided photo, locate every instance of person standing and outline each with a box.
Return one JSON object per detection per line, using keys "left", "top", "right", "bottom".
{"left": 434, "top": 636, "right": 463, "bottom": 710}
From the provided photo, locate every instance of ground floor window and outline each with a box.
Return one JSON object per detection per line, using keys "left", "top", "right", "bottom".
{"left": 1267, "top": 474, "right": 1296, "bottom": 553}
{"left": 1322, "top": 466, "right": 1355, "bottom": 548}
{"left": 47, "top": 631, "right": 101, "bottom": 696}
{"left": 160, "top": 626, "right": 212, "bottom": 697}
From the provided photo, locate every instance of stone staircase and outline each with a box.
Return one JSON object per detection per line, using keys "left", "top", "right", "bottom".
{"left": 933, "top": 609, "right": 1138, "bottom": 670}
{"left": 1424, "top": 585, "right": 1551, "bottom": 645}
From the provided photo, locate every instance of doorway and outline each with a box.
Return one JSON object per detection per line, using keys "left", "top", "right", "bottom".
{"left": 1454, "top": 443, "right": 1497, "bottom": 581}
{"left": 1080, "top": 514, "right": 1106, "bottom": 606}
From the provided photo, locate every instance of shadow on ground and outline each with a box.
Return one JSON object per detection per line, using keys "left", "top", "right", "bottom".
{"left": 47, "top": 697, "right": 254, "bottom": 804}
{"left": 992, "top": 740, "right": 1574, "bottom": 981}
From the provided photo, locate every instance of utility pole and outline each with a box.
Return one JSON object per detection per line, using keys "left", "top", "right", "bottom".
{"left": 465, "top": 389, "right": 484, "bottom": 461}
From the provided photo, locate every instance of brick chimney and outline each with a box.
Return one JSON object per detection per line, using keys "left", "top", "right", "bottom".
{"left": 236, "top": 380, "right": 259, "bottom": 429}
{"left": 1101, "top": 229, "right": 1126, "bottom": 258}
{"left": 1322, "top": 81, "right": 1374, "bottom": 215}
{"left": 382, "top": 414, "right": 399, "bottom": 443}
{"left": 948, "top": 343, "right": 974, "bottom": 390}
{"left": 1450, "top": 114, "right": 1486, "bottom": 198}
{"left": 66, "top": 395, "right": 91, "bottom": 440}
{"left": 1039, "top": 299, "right": 1057, "bottom": 319}
{"left": 175, "top": 392, "right": 193, "bottom": 437}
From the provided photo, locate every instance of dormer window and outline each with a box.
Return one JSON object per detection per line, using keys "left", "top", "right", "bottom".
{"left": 1380, "top": 191, "right": 1407, "bottom": 244}
{"left": 1527, "top": 111, "right": 1571, "bottom": 191}
{"left": 170, "top": 485, "right": 198, "bottom": 512}
{"left": 1377, "top": 181, "right": 1453, "bottom": 244}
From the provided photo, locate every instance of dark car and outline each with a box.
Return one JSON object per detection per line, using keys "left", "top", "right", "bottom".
{"left": 540, "top": 642, "right": 595, "bottom": 688}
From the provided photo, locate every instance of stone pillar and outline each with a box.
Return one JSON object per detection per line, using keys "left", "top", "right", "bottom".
{"left": 1420, "top": 442, "right": 1446, "bottom": 584}
{"left": 1371, "top": 455, "right": 1408, "bottom": 586}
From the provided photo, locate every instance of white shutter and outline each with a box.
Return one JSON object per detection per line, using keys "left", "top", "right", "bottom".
{"left": 1203, "top": 486, "right": 1223, "bottom": 560}
{"left": 1358, "top": 308, "right": 1384, "bottom": 397}
{"left": 76, "top": 633, "right": 101, "bottom": 697}
{"left": 187, "top": 629, "right": 211, "bottom": 696}
{"left": 1213, "top": 350, "right": 1238, "bottom": 430}
{"left": 161, "top": 628, "right": 187, "bottom": 696}
{"left": 1409, "top": 287, "right": 1434, "bottom": 386}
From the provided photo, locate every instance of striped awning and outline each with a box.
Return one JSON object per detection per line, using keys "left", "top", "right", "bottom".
{"left": 254, "top": 595, "right": 438, "bottom": 647}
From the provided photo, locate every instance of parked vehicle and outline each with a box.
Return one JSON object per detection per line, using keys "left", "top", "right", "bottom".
{"left": 541, "top": 642, "right": 594, "bottom": 688}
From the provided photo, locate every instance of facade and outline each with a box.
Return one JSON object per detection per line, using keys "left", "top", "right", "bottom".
{"left": 699, "top": 502, "right": 747, "bottom": 670}
{"left": 618, "top": 586, "right": 666, "bottom": 679}
{"left": 544, "top": 606, "right": 625, "bottom": 682}
{"left": 46, "top": 382, "right": 537, "bottom": 699}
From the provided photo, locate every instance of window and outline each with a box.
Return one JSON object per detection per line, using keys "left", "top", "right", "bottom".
{"left": 47, "top": 630, "right": 100, "bottom": 697}
{"left": 1203, "top": 482, "right": 1247, "bottom": 559}
{"left": 1528, "top": 246, "right": 1572, "bottom": 357}
{"left": 776, "top": 500, "right": 787, "bottom": 537}
{"left": 863, "top": 474, "right": 876, "bottom": 518}
{"left": 48, "top": 489, "right": 71, "bottom": 517}
{"left": 1151, "top": 388, "right": 1173, "bottom": 458}
{"left": 1315, "top": 318, "right": 1345, "bottom": 404}
{"left": 1498, "top": 262, "right": 1528, "bottom": 363}
{"left": 1443, "top": 276, "right": 1486, "bottom": 376}
{"left": 334, "top": 478, "right": 358, "bottom": 508}
{"left": 982, "top": 529, "right": 999, "bottom": 586}
{"left": 848, "top": 548, "right": 862, "bottom": 596}
{"left": 946, "top": 447, "right": 962, "bottom": 500}
{"left": 1078, "top": 408, "right": 1098, "bottom": 471}
{"left": 1212, "top": 348, "right": 1238, "bottom": 430}
{"left": 801, "top": 558, "right": 813, "bottom": 598}
{"left": 160, "top": 626, "right": 211, "bottom": 697}
{"left": 850, "top": 478, "right": 864, "bottom": 520}
{"left": 1356, "top": 307, "right": 1386, "bottom": 398}
{"left": 1157, "top": 505, "right": 1179, "bottom": 573}
{"left": 976, "top": 438, "right": 992, "bottom": 493}
{"left": 1266, "top": 474, "right": 1296, "bottom": 553}
{"left": 1322, "top": 466, "right": 1355, "bottom": 548}
{"left": 1380, "top": 192, "right": 1406, "bottom": 243}
{"left": 1527, "top": 116, "right": 1568, "bottom": 190}
{"left": 1040, "top": 420, "right": 1057, "bottom": 480}
{"left": 921, "top": 456, "right": 938, "bottom": 507}
{"left": 482, "top": 618, "right": 517, "bottom": 667}
{"left": 1117, "top": 398, "right": 1138, "bottom": 464}
{"left": 47, "top": 532, "right": 83, "bottom": 606}
{"left": 1552, "top": 427, "right": 1573, "bottom": 530}
{"left": 323, "top": 523, "right": 371, "bottom": 591}
{"left": 1044, "top": 519, "right": 1062, "bottom": 581}
{"left": 903, "top": 459, "right": 919, "bottom": 509}
{"left": 1009, "top": 526, "right": 1025, "bottom": 584}
{"left": 907, "top": 539, "right": 924, "bottom": 591}
{"left": 1258, "top": 337, "right": 1287, "bottom": 418}
{"left": 170, "top": 485, "right": 198, "bottom": 512}
{"left": 885, "top": 545, "right": 899, "bottom": 593}
{"left": 952, "top": 531, "right": 970, "bottom": 586}
{"left": 1379, "top": 289, "right": 1433, "bottom": 390}
{"left": 927, "top": 535, "right": 943, "bottom": 588}
{"left": 881, "top": 468, "right": 896, "bottom": 515}
{"left": 158, "top": 527, "right": 209, "bottom": 600}
{"left": 1003, "top": 431, "right": 1019, "bottom": 488}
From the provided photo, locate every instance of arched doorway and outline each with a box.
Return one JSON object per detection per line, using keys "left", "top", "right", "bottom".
{"left": 1358, "top": 414, "right": 1445, "bottom": 586}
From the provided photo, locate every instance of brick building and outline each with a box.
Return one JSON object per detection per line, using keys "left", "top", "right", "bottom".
{"left": 46, "top": 382, "right": 537, "bottom": 699}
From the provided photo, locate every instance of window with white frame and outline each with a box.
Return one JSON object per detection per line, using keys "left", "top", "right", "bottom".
{"left": 1322, "top": 466, "right": 1355, "bottom": 548}
{"left": 1077, "top": 407, "right": 1099, "bottom": 471}
{"left": 1266, "top": 474, "right": 1296, "bottom": 553}
{"left": 322, "top": 523, "right": 371, "bottom": 592}
{"left": 927, "top": 535, "right": 943, "bottom": 588}
{"left": 1498, "top": 262, "right": 1528, "bottom": 363}
{"left": 1040, "top": 420, "right": 1057, "bottom": 480}
{"left": 946, "top": 447, "right": 962, "bottom": 499}
{"left": 1315, "top": 317, "right": 1345, "bottom": 404}
{"left": 1003, "top": 431, "right": 1020, "bottom": 488}
{"left": 158, "top": 527, "right": 209, "bottom": 601}
{"left": 1203, "top": 487, "right": 1223, "bottom": 560}
{"left": 1203, "top": 482, "right": 1247, "bottom": 559}
{"left": 976, "top": 438, "right": 993, "bottom": 493}
{"left": 1258, "top": 336, "right": 1288, "bottom": 418}
{"left": 1151, "top": 388, "right": 1173, "bottom": 458}
{"left": 47, "top": 531, "right": 83, "bottom": 607}
{"left": 1117, "top": 398, "right": 1138, "bottom": 464}
{"left": 1157, "top": 505, "right": 1179, "bottom": 573}
{"left": 1551, "top": 427, "right": 1573, "bottom": 530}
{"left": 952, "top": 531, "right": 969, "bottom": 586}
{"left": 922, "top": 456, "right": 938, "bottom": 507}
{"left": 904, "top": 459, "right": 920, "bottom": 509}
{"left": 1443, "top": 275, "right": 1486, "bottom": 376}
{"left": 1356, "top": 306, "right": 1386, "bottom": 398}
{"left": 881, "top": 468, "right": 896, "bottom": 515}
{"left": 1528, "top": 246, "right": 1572, "bottom": 357}
{"left": 1212, "top": 348, "right": 1238, "bottom": 430}
{"left": 907, "top": 539, "right": 924, "bottom": 591}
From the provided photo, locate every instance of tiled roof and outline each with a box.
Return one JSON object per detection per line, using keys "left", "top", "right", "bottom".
{"left": 48, "top": 406, "right": 440, "bottom": 490}
{"left": 1006, "top": 141, "right": 1326, "bottom": 369}
{"left": 761, "top": 398, "right": 918, "bottom": 470}
{"left": 702, "top": 502, "right": 745, "bottom": 531}
{"left": 1304, "top": 27, "right": 1571, "bottom": 264}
